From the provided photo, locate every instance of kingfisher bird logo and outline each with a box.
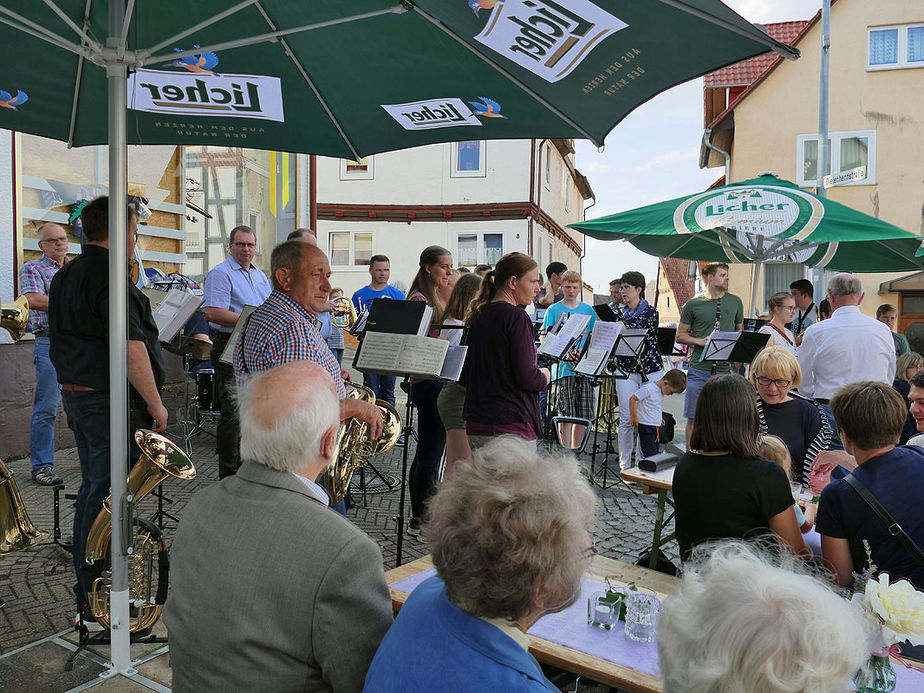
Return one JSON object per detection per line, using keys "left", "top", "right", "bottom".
{"left": 468, "top": 97, "right": 507, "bottom": 119}
{"left": 170, "top": 45, "right": 219, "bottom": 75}
{"left": 128, "top": 46, "right": 285, "bottom": 122}
{"left": 0, "top": 89, "right": 29, "bottom": 110}
{"left": 468, "top": 0, "right": 627, "bottom": 83}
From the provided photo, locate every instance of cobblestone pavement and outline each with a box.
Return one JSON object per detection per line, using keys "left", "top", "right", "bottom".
{"left": 1, "top": 359, "right": 682, "bottom": 690}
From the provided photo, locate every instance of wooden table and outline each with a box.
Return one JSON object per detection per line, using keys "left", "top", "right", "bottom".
{"left": 620, "top": 465, "right": 676, "bottom": 570}
{"left": 386, "top": 554, "right": 677, "bottom": 693}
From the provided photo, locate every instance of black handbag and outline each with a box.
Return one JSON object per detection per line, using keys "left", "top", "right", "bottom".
{"left": 658, "top": 412, "right": 676, "bottom": 444}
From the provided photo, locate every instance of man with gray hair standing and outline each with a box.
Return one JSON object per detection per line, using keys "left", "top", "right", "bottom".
{"left": 164, "top": 360, "right": 393, "bottom": 692}
{"left": 798, "top": 273, "right": 895, "bottom": 452}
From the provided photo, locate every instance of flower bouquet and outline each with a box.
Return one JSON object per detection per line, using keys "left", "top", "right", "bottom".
{"left": 852, "top": 571, "right": 924, "bottom": 692}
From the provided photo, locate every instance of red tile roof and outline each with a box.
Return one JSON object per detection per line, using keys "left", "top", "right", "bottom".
{"left": 704, "top": 21, "right": 809, "bottom": 87}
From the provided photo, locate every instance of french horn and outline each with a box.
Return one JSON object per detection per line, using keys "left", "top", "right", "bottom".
{"left": 84, "top": 430, "right": 196, "bottom": 632}
{"left": 1, "top": 295, "right": 29, "bottom": 341}
{"left": 324, "top": 383, "right": 401, "bottom": 504}
{"left": 330, "top": 291, "right": 357, "bottom": 330}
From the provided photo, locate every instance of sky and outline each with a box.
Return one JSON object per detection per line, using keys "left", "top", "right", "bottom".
{"left": 576, "top": 0, "right": 817, "bottom": 294}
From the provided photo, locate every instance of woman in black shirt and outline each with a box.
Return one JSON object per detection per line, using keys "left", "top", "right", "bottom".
{"left": 673, "top": 374, "right": 809, "bottom": 561}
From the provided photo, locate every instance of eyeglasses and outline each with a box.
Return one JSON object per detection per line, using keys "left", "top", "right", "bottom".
{"left": 232, "top": 242, "right": 256, "bottom": 248}
{"left": 755, "top": 376, "right": 792, "bottom": 388}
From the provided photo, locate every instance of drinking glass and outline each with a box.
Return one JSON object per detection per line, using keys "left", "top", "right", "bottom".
{"left": 587, "top": 590, "right": 622, "bottom": 630}
{"left": 624, "top": 588, "right": 660, "bottom": 642}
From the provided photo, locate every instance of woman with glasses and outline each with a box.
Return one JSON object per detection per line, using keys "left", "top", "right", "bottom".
{"left": 758, "top": 292, "right": 798, "bottom": 354}
{"left": 750, "top": 347, "right": 830, "bottom": 486}
{"left": 673, "top": 374, "right": 810, "bottom": 561}
{"left": 613, "top": 271, "right": 663, "bottom": 470}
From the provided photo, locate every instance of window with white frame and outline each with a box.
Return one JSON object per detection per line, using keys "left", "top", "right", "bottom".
{"left": 868, "top": 24, "right": 924, "bottom": 70}
{"left": 450, "top": 141, "right": 485, "bottom": 177}
{"left": 339, "top": 156, "right": 374, "bottom": 180}
{"left": 796, "top": 130, "right": 876, "bottom": 186}
{"left": 456, "top": 232, "right": 504, "bottom": 267}
{"left": 329, "top": 231, "right": 373, "bottom": 267}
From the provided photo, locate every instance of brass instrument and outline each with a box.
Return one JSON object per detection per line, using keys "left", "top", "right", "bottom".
{"left": 85, "top": 430, "right": 196, "bottom": 632}
{"left": 1, "top": 295, "right": 29, "bottom": 341}
{"left": 330, "top": 290, "right": 357, "bottom": 329}
{"left": 324, "top": 383, "right": 401, "bottom": 504}
{"left": 1, "top": 458, "right": 49, "bottom": 553}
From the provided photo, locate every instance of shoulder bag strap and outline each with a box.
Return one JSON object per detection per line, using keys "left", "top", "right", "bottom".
{"left": 844, "top": 473, "right": 924, "bottom": 569}
{"left": 767, "top": 322, "right": 794, "bottom": 346}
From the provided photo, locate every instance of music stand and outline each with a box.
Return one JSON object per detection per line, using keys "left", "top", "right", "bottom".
{"left": 701, "top": 331, "right": 770, "bottom": 374}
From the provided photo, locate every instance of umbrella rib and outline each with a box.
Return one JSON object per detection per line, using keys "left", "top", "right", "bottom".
{"left": 253, "top": 2, "right": 362, "bottom": 161}
{"left": 0, "top": 9, "right": 89, "bottom": 57}
{"left": 40, "top": 0, "right": 102, "bottom": 53}
{"left": 410, "top": 5, "right": 601, "bottom": 146}
{"left": 873, "top": 239, "right": 921, "bottom": 267}
{"left": 141, "top": 0, "right": 261, "bottom": 59}
{"left": 67, "top": 0, "right": 94, "bottom": 149}
{"left": 140, "top": 6, "right": 406, "bottom": 67}
{"left": 117, "top": 0, "right": 137, "bottom": 58}
{"left": 652, "top": 0, "right": 798, "bottom": 60}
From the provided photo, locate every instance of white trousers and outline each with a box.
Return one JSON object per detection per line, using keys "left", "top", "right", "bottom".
{"left": 615, "top": 369, "right": 663, "bottom": 469}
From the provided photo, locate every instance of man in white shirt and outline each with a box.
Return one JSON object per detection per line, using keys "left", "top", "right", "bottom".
{"left": 798, "top": 273, "right": 895, "bottom": 451}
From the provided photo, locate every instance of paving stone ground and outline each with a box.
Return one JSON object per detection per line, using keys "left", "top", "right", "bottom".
{"left": 1, "top": 352, "right": 682, "bottom": 690}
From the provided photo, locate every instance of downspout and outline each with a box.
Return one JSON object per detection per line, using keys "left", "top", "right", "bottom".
{"left": 581, "top": 193, "right": 596, "bottom": 277}
{"left": 309, "top": 154, "right": 318, "bottom": 230}
{"left": 528, "top": 139, "right": 536, "bottom": 256}
{"left": 702, "top": 127, "right": 730, "bottom": 183}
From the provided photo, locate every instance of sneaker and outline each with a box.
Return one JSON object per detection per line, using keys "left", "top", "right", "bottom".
{"left": 407, "top": 518, "right": 422, "bottom": 537}
{"left": 32, "top": 467, "right": 62, "bottom": 486}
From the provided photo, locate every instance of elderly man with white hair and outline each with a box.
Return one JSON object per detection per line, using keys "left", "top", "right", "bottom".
{"left": 798, "top": 273, "right": 895, "bottom": 462}
{"left": 164, "top": 360, "right": 393, "bottom": 693}
{"left": 658, "top": 541, "right": 870, "bottom": 693}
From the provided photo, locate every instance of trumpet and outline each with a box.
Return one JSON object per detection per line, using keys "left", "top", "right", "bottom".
{"left": 1, "top": 295, "right": 29, "bottom": 341}
{"left": 330, "top": 291, "right": 357, "bottom": 329}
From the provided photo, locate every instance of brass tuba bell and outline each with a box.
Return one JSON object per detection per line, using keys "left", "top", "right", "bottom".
{"left": 323, "top": 383, "right": 401, "bottom": 504}
{"left": 330, "top": 291, "right": 357, "bottom": 330}
{"left": 0, "top": 458, "right": 49, "bottom": 553}
{"left": 1, "top": 295, "right": 29, "bottom": 342}
{"left": 84, "top": 430, "right": 196, "bottom": 632}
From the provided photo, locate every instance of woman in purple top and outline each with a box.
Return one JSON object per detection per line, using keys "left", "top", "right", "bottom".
{"left": 462, "top": 252, "right": 551, "bottom": 445}
{"left": 405, "top": 245, "right": 454, "bottom": 536}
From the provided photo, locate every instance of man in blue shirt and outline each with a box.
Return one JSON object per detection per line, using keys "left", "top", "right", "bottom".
{"left": 203, "top": 225, "right": 272, "bottom": 478}
{"left": 351, "top": 255, "right": 405, "bottom": 406}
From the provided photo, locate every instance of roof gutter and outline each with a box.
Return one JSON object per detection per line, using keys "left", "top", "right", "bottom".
{"left": 701, "top": 127, "right": 730, "bottom": 182}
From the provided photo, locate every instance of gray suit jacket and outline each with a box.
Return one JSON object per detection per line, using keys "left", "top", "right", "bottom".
{"left": 164, "top": 461, "right": 393, "bottom": 692}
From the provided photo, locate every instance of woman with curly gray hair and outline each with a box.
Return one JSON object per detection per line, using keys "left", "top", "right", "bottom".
{"left": 658, "top": 541, "right": 870, "bottom": 693}
{"left": 364, "top": 436, "right": 596, "bottom": 692}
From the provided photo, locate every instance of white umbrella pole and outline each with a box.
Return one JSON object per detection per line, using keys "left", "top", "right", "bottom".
{"left": 750, "top": 262, "right": 762, "bottom": 318}
{"left": 106, "top": 2, "right": 133, "bottom": 676}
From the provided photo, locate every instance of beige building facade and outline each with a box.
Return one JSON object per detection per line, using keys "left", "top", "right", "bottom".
{"left": 701, "top": 0, "right": 924, "bottom": 343}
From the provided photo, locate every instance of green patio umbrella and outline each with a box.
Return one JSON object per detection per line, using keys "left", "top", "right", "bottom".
{"left": 0, "top": 1, "right": 798, "bottom": 675}
{"left": 571, "top": 174, "right": 924, "bottom": 312}
{"left": 0, "top": 1, "right": 798, "bottom": 158}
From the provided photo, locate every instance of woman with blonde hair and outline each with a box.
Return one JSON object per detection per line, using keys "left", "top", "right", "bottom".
{"left": 749, "top": 346, "right": 830, "bottom": 485}
{"left": 892, "top": 350, "right": 924, "bottom": 443}
{"left": 406, "top": 245, "right": 454, "bottom": 536}
{"left": 461, "top": 252, "right": 550, "bottom": 447}
{"left": 436, "top": 272, "right": 482, "bottom": 471}
{"left": 758, "top": 291, "right": 797, "bottom": 353}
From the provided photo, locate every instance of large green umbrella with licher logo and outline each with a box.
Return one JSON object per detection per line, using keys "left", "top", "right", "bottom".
{"left": 0, "top": 0, "right": 797, "bottom": 676}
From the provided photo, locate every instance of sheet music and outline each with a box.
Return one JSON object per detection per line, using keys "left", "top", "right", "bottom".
{"left": 152, "top": 289, "right": 203, "bottom": 342}
{"left": 355, "top": 332, "right": 449, "bottom": 377}
{"left": 219, "top": 304, "right": 258, "bottom": 365}
{"left": 439, "top": 345, "right": 467, "bottom": 381}
{"left": 574, "top": 348, "right": 609, "bottom": 376}
{"left": 588, "top": 321, "right": 623, "bottom": 353}
{"left": 539, "top": 313, "right": 591, "bottom": 358}
{"left": 398, "top": 337, "right": 448, "bottom": 374}
{"left": 702, "top": 330, "right": 740, "bottom": 361}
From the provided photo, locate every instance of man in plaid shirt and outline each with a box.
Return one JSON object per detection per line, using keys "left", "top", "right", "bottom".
{"left": 234, "top": 240, "right": 382, "bottom": 446}
{"left": 18, "top": 223, "right": 69, "bottom": 486}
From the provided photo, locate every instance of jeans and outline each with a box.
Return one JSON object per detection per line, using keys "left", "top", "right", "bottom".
{"left": 30, "top": 336, "right": 61, "bottom": 472}
{"left": 409, "top": 380, "right": 445, "bottom": 519}
{"left": 62, "top": 391, "right": 152, "bottom": 607}
{"left": 211, "top": 332, "right": 241, "bottom": 479}
{"left": 364, "top": 372, "right": 397, "bottom": 407}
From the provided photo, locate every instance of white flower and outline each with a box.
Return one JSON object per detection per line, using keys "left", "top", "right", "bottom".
{"left": 864, "top": 573, "right": 924, "bottom": 647}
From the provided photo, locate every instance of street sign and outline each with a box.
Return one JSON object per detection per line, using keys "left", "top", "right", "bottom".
{"left": 823, "top": 165, "right": 867, "bottom": 189}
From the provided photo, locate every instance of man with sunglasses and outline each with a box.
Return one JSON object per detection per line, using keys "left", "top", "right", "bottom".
{"left": 203, "top": 226, "right": 271, "bottom": 478}
{"left": 19, "top": 223, "right": 70, "bottom": 486}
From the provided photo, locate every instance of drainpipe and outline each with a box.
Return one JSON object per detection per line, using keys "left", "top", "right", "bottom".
{"left": 702, "top": 128, "right": 730, "bottom": 183}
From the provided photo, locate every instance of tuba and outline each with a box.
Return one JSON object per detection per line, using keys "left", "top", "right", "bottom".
{"left": 330, "top": 290, "right": 357, "bottom": 330}
{"left": 85, "top": 430, "right": 196, "bottom": 632}
{"left": 1, "top": 295, "right": 29, "bottom": 341}
{"left": 1, "top": 458, "right": 49, "bottom": 553}
{"left": 324, "top": 383, "right": 401, "bottom": 504}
